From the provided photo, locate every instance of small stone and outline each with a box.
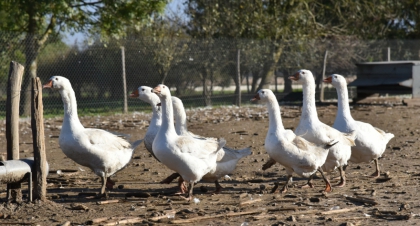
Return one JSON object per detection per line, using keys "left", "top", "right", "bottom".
{"left": 144, "top": 168, "right": 150, "bottom": 171}
{"left": 118, "top": 185, "right": 124, "bottom": 189}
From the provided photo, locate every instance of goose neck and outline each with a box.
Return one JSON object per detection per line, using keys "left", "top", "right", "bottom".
{"left": 174, "top": 109, "right": 188, "bottom": 136}
{"left": 59, "top": 88, "right": 83, "bottom": 130}
{"left": 160, "top": 96, "right": 177, "bottom": 135}
{"left": 266, "top": 95, "right": 285, "bottom": 132}
{"left": 336, "top": 84, "right": 353, "bottom": 120}
{"left": 301, "top": 81, "right": 319, "bottom": 120}
{"left": 150, "top": 103, "right": 162, "bottom": 127}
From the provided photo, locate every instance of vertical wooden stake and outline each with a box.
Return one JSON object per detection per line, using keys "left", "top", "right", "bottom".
{"left": 6, "top": 61, "right": 24, "bottom": 202}
{"left": 320, "top": 50, "right": 328, "bottom": 103}
{"left": 31, "top": 77, "right": 47, "bottom": 201}
{"left": 121, "top": 46, "right": 128, "bottom": 114}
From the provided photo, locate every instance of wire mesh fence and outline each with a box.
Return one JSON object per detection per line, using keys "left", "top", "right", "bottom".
{"left": 1, "top": 31, "right": 420, "bottom": 117}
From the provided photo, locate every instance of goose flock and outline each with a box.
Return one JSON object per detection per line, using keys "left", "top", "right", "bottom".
{"left": 42, "top": 69, "right": 394, "bottom": 201}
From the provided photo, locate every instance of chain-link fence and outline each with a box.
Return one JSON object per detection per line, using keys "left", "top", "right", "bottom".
{"left": 1, "top": 32, "right": 420, "bottom": 117}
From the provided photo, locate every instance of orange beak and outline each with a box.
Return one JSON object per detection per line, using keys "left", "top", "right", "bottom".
{"left": 323, "top": 76, "right": 332, "bottom": 83}
{"left": 153, "top": 86, "right": 161, "bottom": 95}
{"left": 250, "top": 93, "right": 260, "bottom": 102}
{"left": 288, "top": 72, "right": 300, "bottom": 81}
{"left": 130, "top": 89, "right": 139, "bottom": 98}
{"left": 43, "top": 80, "right": 53, "bottom": 89}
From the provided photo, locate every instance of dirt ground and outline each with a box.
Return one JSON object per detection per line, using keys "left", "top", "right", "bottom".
{"left": 0, "top": 97, "right": 419, "bottom": 225}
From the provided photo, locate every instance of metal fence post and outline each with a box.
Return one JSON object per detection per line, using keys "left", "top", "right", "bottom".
{"left": 121, "top": 46, "right": 128, "bottom": 114}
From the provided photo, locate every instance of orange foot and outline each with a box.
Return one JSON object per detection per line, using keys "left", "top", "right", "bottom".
{"left": 300, "top": 182, "right": 314, "bottom": 189}
{"left": 333, "top": 180, "right": 345, "bottom": 188}
{"left": 323, "top": 183, "right": 332, "bottom": 193}
{"left": 370, "top": 170, "right": 380, "bottom": 178}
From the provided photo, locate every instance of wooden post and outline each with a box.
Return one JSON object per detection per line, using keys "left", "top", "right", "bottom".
{"left": 121, "top": 46, "right": 128, "bottom": 114}
{"left": 31, "top": 77, "right": 47, "bottom": 201}
{"left": 236, "top": 49, "right": 241, "bottom": 107}
{"left": 320, "top": 50, "right": 328, "bottom": 102}
{"left": 6, "top": 61, "right": 24, "bottom": 202}
{"left": 388, "top": 47, "right": 391, "bottom": 61}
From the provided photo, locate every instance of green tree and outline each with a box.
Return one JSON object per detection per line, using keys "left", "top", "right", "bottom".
{"left": 0, "top": 0, "right": 167, "bottom": 115}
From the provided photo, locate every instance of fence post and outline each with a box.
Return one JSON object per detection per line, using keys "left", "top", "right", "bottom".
{"left": 6, "top": 61, "right": 24, "bottom": 202}
{"left": 236, "top": 49, "right": 241, "bottom": 107}
{"left": 31, "top": 77, "right": 47, "bottom": 201}
{"left": 320, "top": 50, "right": 328, "bottom": 102}
{"left": 121, "top": 46, "right": 128, "bottom": 114}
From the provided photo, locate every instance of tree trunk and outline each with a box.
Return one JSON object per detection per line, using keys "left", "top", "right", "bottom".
{"left": 250, "top": 70, "right": 260, "bottom": 93}
{"left": 200, "top": 66, "right": 212, "bottom": 106}
{"left": 257, "top": 45, "right": 284, "bottom": 91}
{"left": 246, "top": 71, "right": 250, "bottom": 94}
{"left": 22, "top": 34, "right": 39, "bottom": 116}
{"left": 283, "top": 69, "right": 293, "bottom": 94}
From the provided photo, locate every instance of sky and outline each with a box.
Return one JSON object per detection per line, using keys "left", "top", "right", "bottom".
{"left": 63, "top": 0, "right": 186, "bottom": 46}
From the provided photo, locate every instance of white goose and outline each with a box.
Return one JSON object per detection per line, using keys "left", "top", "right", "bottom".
{"left": 152, "top": 84, "right": 225, "bottom": 200}
{"left": 130, "top": 87, "right": 184, "bottom": 190}
{"left": 43, "top": 76, "right": 143, "bottom": 197}
{"left": 130, "top": 86, "right": 161, "bottom": 160}
{"left": 289, "top": 69, "right": 356, "bottom": 188}
{"left": 324, "top": 74, "right": 394, "bottom": 177}
{"left": 251, "top": 89, "right": 337, "bottom": 193}
{"left": 172, "top": 96, "right": 252, "bottom": 193}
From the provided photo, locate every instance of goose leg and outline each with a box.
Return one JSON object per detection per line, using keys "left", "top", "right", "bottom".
{"left": 262, "top": 158, "right": 277, "bottom": 171}
{"left": 334, "top": 166, "right": 346, "bottom": 187}
{"left": 160, "top": 173, "right": 180, "bottom": 184}
{"left": 332, "top": 164, "right": 348, "bottom": 180}
{"left": 185, "top": 182, "right": 195, "bottom": 201}
{"left": 106, "top": 177, "right": 115, "bottom": 189}
{"left": 370, "top": 158, "right": 381, "bottom": 178}
{"left": 300, "top": 174, "right": 315, "bottom": 189}
{"left": 176, "top": 177, "right": 188, "bottom": 194}
{"left": 271, "top": 175, "right": 292, "bottom": 193}
{"left": 213, "top": 180, "right": 222, "bottom": 194}
{"left": 96, "top": 175, "right": 108, "bottom": 199}
{"left": 318, "top": 168, "right": 332, "bottom": 193}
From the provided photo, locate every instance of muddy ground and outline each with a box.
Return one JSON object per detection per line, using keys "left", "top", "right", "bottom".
{"left": 0, "top": 97, "right": 419, "bottom": 225}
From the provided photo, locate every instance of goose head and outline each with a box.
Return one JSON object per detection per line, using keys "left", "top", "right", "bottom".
{"left": 288, "top": 69, "right": 315, "bottom": 85}
{"left": 323, "top": 74, "right": 347, "bottom": 89}
{"left": 43, "top": 76, "right": 71, "bottom": 90}
{"left": 130, "top": 86, "right": 159, "bottom": 104}
{"left": 251, "top": 89, "right": 273, "bottom": 103}
{"left": 153, "top": 84, "right": 171, "bottom": 99}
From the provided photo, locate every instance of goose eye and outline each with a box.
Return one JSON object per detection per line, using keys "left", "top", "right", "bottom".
{"left": 141, "top": 88, "right": 145, "bottom": 92}
{"left": 261, "top": 91, "right": 265, "bottom": 94}
{"left": 334, "top": 76, "right": 337, "bottom": 79}
{"left": 162, "top": 85, "right": 166, "bottom": 89}
{"left": 302, "top": 71, "right": 305, "bottom": 74}
{"left": 55, "top": 78, "right": 58, "bottom": 81}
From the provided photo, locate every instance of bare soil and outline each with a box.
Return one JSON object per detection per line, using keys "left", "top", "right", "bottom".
{"left": 0, "top": 99, "right": 419, "bottom": 225}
